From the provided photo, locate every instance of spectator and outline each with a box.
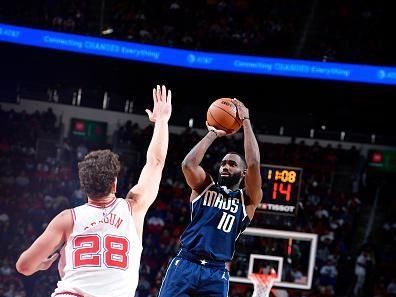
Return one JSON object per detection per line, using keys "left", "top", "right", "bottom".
{"left": 387, "top": 278, "right": 396, "bottom": 297}
{"left": 354, "top": 249, "right": 373, "bottom": 296}
{"left": 319, "top": 258, "right": 338, "bottom": 295}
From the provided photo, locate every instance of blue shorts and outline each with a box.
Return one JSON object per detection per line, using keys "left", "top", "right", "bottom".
{"left": 158, "top": 251, "right": 230, "bottom": 297}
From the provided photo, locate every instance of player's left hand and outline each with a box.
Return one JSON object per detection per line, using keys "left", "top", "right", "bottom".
{"left": 206, "top": 121, "right": 227, "bottom": 137}
{"left": 233, "top": 98, "right": 249, "bottom": 121}
{"left": 38, "top": 252, "right": 59, "bottom": 271}
{"left": 146, "top": 85, "right": 172, "bottom": 123}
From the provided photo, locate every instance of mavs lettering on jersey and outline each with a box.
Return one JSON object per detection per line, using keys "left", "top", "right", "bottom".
{"left": 180, "top": 182, "right": 250, "bottom": 261}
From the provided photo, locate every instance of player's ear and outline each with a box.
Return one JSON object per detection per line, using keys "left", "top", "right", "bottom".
{"left": 112, "top": 178, "right": 117, "bottom": 194}
{"left": 242, "top": 169, "right": 247, "bottom": 177}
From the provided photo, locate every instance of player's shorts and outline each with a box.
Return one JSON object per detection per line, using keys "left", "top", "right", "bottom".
{"left": 158, "top": 249, "right": 230, "bottom": 297}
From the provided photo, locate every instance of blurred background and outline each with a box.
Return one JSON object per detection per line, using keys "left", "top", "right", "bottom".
{"left": 0, "top": 1, "right": 395, "bottom": 297}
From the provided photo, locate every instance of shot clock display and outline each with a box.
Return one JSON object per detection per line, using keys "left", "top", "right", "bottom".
{"left": 258, "top": 164, "right": 303, "bottom": 216}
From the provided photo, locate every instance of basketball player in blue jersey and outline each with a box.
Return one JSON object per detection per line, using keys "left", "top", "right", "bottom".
{"left": 158, "top": 98, "right": 262, "bottom": 297}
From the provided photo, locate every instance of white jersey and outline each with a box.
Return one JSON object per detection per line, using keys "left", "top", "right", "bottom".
{"left": 52, "top": 198, "right": 142, "bottom": 297}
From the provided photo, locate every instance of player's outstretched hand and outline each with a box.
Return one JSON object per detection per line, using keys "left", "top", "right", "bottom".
{"left": 206, "top": 121, "right": 227, "bottom": 137}
{"left": 233, "top": 98, "right": 250, "bottom": 121}
{"left": 146, "top": 85, "right": 172, "bottom": 123}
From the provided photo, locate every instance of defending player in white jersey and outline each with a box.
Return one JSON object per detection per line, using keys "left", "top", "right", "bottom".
{"left": 16, "top": 85, "right": 172, "bottom": 297}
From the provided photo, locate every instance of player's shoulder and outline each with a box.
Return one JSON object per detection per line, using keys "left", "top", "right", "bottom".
{"left": 58, "top": 209, "right": 72, "bottom": 217}
{"left": 60, "top": 203, "right": 93, "bottom": 221}
{"left": 118, "top": 197, "right": 132, "bottom": 209}
{"left": 50, "top": 209, "right": 74, "bottom": 231}
{"left": 241, "top": 188, "right": 252, "bottom": 204}
{"left": 195, "top": 173, "right": 215, "bottom": 194}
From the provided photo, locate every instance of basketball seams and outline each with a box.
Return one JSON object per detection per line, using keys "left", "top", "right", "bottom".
{"left": 212, "top": 103, "right": 239, "bottom": 122}
{"left": 213, "top": 103, "right": 242, "bottom": 132}
{"left": 212, "top": 105, "right": 241, "bottom": 131}
{"left": 208, "top": 110, "right": 232, "bottom": 133}
{"left": 212, "top": 105, "right": 237, "bottom": 124}
{"left": 207, "top": 98, "right": 242, "bottom": 133}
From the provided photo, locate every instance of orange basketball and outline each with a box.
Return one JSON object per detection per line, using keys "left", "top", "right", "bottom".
{"left": 207, "top": 98, "right": 242, "bottom": 134}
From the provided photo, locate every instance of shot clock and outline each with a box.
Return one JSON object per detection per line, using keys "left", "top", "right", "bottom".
{"left": 258, "top": 164, "right": 303, "bottom": 216}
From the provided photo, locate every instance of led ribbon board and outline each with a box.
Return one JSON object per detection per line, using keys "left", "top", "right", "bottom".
{"left": 1, "top": 23, "right": 396, "bottom": 85}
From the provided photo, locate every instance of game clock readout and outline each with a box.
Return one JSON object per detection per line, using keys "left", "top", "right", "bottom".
{"left": 260, "top": 165, "right": 303, "bottom": 214}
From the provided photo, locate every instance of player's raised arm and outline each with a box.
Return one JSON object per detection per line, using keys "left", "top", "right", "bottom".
{"left": 181, "top": 122, "right": 226, "bottom": 197}
{"left": 126, "top": 85, "right": 172, "bottom": 212}
{"left": 234, "top": 98, "right": 262, "bottom": 219}
{"left": 16, "top": 210, "right": 72, "bottom": 276}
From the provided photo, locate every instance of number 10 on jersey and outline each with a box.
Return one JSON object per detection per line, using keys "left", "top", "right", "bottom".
{"left": 217, "top": 212, "right": 235, "bottom": 233}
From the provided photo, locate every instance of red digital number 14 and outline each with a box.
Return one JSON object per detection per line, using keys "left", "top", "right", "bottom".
{"left": 272, "top": 182, "right": 292, "bottom": 201}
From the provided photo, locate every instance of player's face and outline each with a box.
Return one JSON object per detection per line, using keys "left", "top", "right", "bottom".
{"left": 218, "top": 154, "right": 245, "bottom": 187}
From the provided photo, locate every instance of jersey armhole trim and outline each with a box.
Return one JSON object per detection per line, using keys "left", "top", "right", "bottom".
{"left": 126, "top": 199, "right": 133, "bottom": 216}
{"left": 70, "top": 208, "right": 76, "bottom": 221}
{"left": 240, "top": 189, "right": 248, "bottom": 219}
{"left": 191, "top": 180, "right": 214, "bottom": 204}
{"left": 191, "top": 180, "right": 215, "bottom": 222}
{"left": 54, "top": 292, "right": 84, "bottom": 297}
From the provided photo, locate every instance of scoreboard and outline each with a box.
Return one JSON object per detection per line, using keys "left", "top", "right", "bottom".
{"left": 70, "top": 118, "right": 107, "bottom": 143}
{"left": 258, "top": 164, "right": 303, "bottom": 216}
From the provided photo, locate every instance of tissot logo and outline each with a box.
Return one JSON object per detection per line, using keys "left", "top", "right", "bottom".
{"left": 260, "top": 203, "right": 295, "bottom": 213}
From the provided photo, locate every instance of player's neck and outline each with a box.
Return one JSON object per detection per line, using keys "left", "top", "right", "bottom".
{"left": 229, "top": 185, "right": 240, "bottom": 191}
{"left": 87, "top": 193, "right": 116, "bottom": 206}
{"left": 219, "top": 183, "right": 240, "bottom": 191}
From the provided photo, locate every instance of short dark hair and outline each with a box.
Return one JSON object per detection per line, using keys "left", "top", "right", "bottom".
{"left": 78, "top": 149, "right": 121, "bottom": 199}
{"left": 227, "top": 151, "right": 247, "bottom": 168}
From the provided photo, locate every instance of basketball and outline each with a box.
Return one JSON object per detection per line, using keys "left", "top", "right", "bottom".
{"left": 207, "top": 98, "right": 242, "bottom": 134}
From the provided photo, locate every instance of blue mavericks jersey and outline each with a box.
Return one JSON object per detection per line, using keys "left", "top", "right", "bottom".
{"left": 180, "top": 181, "right": 250, "bottom": 261}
